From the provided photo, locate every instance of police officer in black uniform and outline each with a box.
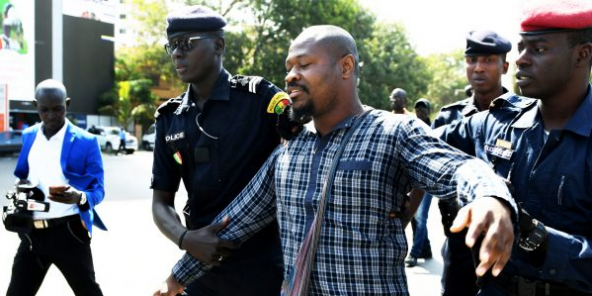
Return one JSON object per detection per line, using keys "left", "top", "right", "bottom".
{"left": 433, "top": 30, "right": 512, "bottom": 296}
{"left": 151, "top": 5, "right": 298, "bottom": 296}
{"left": 433, "top": 31, "right": 511, "bottom": 128}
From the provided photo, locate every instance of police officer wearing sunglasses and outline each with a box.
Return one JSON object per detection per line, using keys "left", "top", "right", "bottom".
{"left": 151, "top": 5, "right": 295, "bottom": 296}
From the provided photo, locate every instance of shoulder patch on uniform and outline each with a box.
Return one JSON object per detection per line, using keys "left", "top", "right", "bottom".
{"left": 441, "top": 98, "right": 471, "bottom": 111}
{"left": 230, "top": 75, "right": 266, "bottom": 94}
{"left": 489, "top": 93, "right": 536, "bottom": 110}
{"left": 154, "top": 97, "right": 183, "bottom": 119}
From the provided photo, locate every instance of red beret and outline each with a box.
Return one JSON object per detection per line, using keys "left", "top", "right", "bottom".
{"left": 521, "top": 0, "right": 592, "bottom": 35}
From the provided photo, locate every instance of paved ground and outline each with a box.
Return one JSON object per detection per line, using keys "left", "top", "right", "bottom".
{"left": 0, "top": 151, "right": 446, "bottom": 295}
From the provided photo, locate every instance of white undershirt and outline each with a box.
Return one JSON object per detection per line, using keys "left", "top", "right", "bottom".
{"left": 28, "top": 121, "right": 79, "bottom": 219}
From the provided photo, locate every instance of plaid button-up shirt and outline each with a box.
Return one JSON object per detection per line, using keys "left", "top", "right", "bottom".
{"left": 173, "top": 109, "right": 514, "bottom": 295}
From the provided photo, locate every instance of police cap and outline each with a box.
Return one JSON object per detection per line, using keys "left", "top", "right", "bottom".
{"left": 166, "top": 5, "right": 227, "bottom": 38}
{"left": 464, "top": 30, "right": 512, "bottom": 56}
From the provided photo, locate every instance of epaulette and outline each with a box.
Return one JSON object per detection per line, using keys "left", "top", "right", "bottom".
{"left": 154, "top": 97, "right": 183, "bottom": 119}
{"left": 229, "top": 75, "right": 267, "bottom": 94}
{"left": 440, "top": 98, "right": 472, "bottom": 111}
{"left": 489, "top": 93, "right": 537, "bottom": 110}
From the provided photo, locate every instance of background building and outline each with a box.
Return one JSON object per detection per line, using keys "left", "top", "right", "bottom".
{"left": 0, "top": 0, "right": 116, "bottom": 131}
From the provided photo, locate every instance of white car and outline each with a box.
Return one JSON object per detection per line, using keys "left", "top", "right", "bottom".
{"left": 142, "top": 124, "right": 155, "bottom": 150}
{"left": 87, "top": 126, "right": 138, "bottom": 154}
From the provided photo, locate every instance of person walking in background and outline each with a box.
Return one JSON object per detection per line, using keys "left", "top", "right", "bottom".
{"left": 413, "top": 98, "right": 431, "bottom": 125}
{"left": 7, "top": 79, "right": 106, "bottom": 296}
{"left": 390, "top": 88, "right": 414, "bottom": 115}
{"left": 115, "top": 126, "right": 126, "bottom": 155}
{"left": 405, "top": 97, "right": 433, "bottom": 267}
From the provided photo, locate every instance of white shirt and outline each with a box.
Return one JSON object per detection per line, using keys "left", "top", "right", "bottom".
{"left": 28, "top": 121, "right": 79, "bottom": 219}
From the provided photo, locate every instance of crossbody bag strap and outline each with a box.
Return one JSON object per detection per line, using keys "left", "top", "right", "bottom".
{"left": 282, "top": 109, "right": 372, "bottom": 296}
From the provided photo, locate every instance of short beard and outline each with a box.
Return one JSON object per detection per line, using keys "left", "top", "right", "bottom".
{"left": 289, "top": 100, "right": 314, "bottom": 124}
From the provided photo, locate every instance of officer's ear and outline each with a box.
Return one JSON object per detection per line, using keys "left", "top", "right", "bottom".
{"left": 575, "top": 42, "right": 592, "bottom": 68}
{"left": 502, "top": 61, "right": 509, "bottom": 74}
{"left": 214, "top": 38, "right": 225, "bottom": 55}
{"left": 500, "top": 54, "right": 509, "bottom": 74}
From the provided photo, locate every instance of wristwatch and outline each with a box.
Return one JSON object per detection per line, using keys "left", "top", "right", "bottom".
{"left": 79, "top": 192, "right": 88, "bottom": 205}
{"left": 518, "top": 210, "right": 548, "bottom": 251}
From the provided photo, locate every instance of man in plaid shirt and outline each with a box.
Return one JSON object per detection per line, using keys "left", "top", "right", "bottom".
{"left": 156, "top": 25, "right": 517, "bottom": 296}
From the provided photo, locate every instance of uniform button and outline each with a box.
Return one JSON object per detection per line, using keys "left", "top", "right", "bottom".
{"left": 549, "top": 269, "right": 556, "bottom": 275}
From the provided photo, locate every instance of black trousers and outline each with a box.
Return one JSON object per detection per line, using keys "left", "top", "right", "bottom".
{"left": 118, "top": 139, "right": 126, "bottom": 153}
{"left": 441, "top": 230, "right": 479, "bottom": 296}
{"left": 6, "top": 216, "right": 103, "bottom": 296}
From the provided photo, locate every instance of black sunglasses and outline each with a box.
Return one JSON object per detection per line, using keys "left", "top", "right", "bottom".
{"left": 164, "top": 35, "right": 218, "bottom": 55}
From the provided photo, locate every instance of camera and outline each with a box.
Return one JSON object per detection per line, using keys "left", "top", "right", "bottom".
{"left": 2, "top": 184, "right": 50, "bottom": 233}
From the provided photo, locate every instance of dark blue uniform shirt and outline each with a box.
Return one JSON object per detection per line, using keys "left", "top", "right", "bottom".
{"left": 432, "top": 87, "right": 509, "bottom": 129}
{"left": 433, "top": 89, "right": 508, "bottom": 296}
{"left": 432, "top": 98, "right": 480, "bottom": 129}
{"left": 151, "top": 69, "right": 283, "bottom": 295}
{"left": 438, "top": 88, "right": 592, "bottom": 293}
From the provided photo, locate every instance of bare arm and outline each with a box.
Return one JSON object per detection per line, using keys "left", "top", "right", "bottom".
{"left": 398, "top": 188, "right": 424, "bottom": 229}
{"left": 152, "top": 189, "right": 237, "bottom": 265}
{"left": 152, "top": 189, "right": 185, "bottom": 245}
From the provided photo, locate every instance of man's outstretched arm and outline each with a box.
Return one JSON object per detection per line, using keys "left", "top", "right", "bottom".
{"left": 397, "top": 117, "right": 516, "bottom": 278}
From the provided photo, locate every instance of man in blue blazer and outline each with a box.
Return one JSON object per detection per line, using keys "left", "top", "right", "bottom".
{"left": 7, "top": 79, "right": 106, "bottom": 296}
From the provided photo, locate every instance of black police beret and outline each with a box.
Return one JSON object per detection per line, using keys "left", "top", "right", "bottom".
{"left": 166, "top": 5, "right": 227, "bottom": 38}
{"left": 464, "top": 30, "right": 511, "bottom": 56}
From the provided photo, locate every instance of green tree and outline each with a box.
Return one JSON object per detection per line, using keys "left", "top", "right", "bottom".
{"left": 124, "top": 0, "right": 183, "bottom": 91}
{"left": 245, "top": 0, "right": 376, "bottom": 86}
{"left": 360, "top": 22, "right": 429, "bottom": 110}
{"left": 99, "top": 0, "right": 175, "bottom": 130}
{"left": 184, "top": 0, "right": 427, "bottom": 111}
{"left": 421, "top": 49, "right": 467, "bottom": 113}
{"left": 114, "top": 0, "right": 430, "bottom": 119}
{"left": 99, "top": 79, "right": 159, "bottom": 129}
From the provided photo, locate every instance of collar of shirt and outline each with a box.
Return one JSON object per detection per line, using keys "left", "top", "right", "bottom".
{"left": 565, "top": 84, "right": 592, "bottom": 137}
{"left": 307, "top": 114, "right": 356, "bottom": 138}
{"left": 461, "top": 98, "right": 480, "bottom": 117}
{"left": 38, "top": 119, "right": 69, "bottom": 142}
{"left": 30, "top": 120, "right": 78, "bottom": 219}
{"left": 464, "top": 87, "right": 510, "bottom": 116}
{"left": 174, "top": 69, "right": 231, "bottom": 115}
{"left": 511, "top": 85, "right": 592, "bottom": 137}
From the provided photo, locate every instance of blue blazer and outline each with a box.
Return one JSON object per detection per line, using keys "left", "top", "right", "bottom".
{"left": 14, "top": 121, "right": 107, "bottom": 234}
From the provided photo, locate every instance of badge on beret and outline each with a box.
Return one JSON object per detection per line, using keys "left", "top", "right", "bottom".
{"left": 173, "top": 151, "right": 183, "bottom": 165}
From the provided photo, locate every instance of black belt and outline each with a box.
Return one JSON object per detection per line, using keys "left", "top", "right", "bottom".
{"left": 494, "top": 274, "right": 592, "bottom": 296}
{"left": 33, "top": 214, "right": 80, "bottom": 230}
